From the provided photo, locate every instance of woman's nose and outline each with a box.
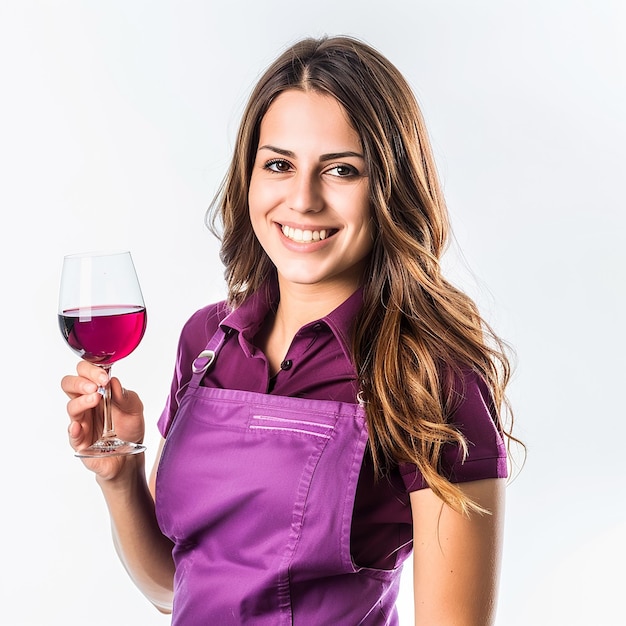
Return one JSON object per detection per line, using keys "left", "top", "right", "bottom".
{"left": 287, "top": 172, "right": 323, "bottom": 213}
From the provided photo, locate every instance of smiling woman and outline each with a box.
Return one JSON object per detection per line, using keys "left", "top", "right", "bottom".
{"left": 62, "top": 35, "right": 517, "bottom": 625}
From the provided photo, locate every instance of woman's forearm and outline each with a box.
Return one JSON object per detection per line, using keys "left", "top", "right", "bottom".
{"left": 97, "top": 455, "right": 175, "bottom": 613}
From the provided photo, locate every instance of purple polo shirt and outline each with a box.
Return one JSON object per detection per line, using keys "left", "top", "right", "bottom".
{"left": 159, "top": 280, "right": 507, "bottom": 569}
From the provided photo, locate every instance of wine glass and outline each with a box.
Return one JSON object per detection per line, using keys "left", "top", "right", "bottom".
{"left": 58, "top": 251, "right": 147, "bottom": 457}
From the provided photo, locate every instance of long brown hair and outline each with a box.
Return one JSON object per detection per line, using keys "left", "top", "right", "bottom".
{"left": 209, "top": 36, "right": 517, "bottom": 514}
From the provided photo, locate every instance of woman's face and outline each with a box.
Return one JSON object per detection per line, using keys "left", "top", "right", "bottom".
{"left": 248, "top": 89, "right": 373, "bottom": 296}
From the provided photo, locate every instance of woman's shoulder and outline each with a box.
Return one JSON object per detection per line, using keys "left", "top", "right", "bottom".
{"left": 182, "top": 300, "right": 231, "bottom": 336}
{"left": 177, "top": 300, "right": 231, "bottom": 355}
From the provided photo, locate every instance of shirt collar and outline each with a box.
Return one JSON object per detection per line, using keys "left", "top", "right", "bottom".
{"left": 319, "top": 287, "right": 363, "bottom": 362}
{"left": 220, "top": 276, "right": 363, "bottom": 360}
{"left": 220, "top": 279, "right": 278, "bottom": 345}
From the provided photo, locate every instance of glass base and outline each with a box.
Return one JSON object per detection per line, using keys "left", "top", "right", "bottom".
{"left": 75, "top": 437, "right": 146, "bottom": 458}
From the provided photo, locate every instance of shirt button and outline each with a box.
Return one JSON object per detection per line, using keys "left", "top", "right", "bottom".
{"left": 280, "top": 359, "right": 293, "bottom": 371}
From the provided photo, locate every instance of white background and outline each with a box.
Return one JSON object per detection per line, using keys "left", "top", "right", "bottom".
{"left": 1, "top": 1, "right": 624, "bottom": 624}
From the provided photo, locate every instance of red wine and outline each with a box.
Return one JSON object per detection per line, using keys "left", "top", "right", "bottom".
{"left": 59, "top": 305, "right": 147, "bottom": 365}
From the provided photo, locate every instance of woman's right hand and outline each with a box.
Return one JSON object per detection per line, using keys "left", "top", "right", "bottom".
{"left": 61, "top": 360, "right": 146, "bottom": 481}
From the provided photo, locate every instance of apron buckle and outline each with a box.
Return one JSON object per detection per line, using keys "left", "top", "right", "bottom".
{"left": 192, "top": 349, "right": 216, "bottom": 375}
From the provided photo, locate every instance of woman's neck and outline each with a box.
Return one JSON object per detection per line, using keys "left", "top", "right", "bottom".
{"left": 258, "top": 277, "right": 359, "bottom": 376}
{"left": 275, "top": 277, "right": 357, "bottom": 332}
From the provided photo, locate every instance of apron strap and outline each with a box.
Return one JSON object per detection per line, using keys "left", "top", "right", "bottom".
{"left": 189, "top": 325, "right": 232, "bottom": 388}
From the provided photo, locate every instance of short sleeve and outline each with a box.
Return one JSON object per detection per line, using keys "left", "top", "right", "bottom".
{"left": 400, "top": 370, "right": 508, "bottom": 492}
{"left": 157, "top": 302, "right": 227, "bottom": 437}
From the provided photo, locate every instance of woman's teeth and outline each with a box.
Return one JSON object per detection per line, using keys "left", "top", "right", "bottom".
{"left": 281, "top": 224, "right": 329, "bottom": 242}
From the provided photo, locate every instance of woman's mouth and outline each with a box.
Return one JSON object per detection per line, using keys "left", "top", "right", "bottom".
{"left": 280, "top": 224, "right": 337, "bottom": 243}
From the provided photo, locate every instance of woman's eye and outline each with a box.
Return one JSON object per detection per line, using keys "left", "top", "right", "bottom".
{"left": 327, "top": 164, "right": 358, "bottom": 177}
{"left": 265, "top": 159, "right": 291, "bottom": 173}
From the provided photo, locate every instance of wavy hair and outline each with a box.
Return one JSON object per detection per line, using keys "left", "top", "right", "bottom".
{"left": 208, "top": 36, "right": 518, "bottom": 514}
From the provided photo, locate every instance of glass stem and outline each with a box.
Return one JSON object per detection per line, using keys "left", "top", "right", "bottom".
{"left": 99, "top": 364, "right": 116, "bottom": 439}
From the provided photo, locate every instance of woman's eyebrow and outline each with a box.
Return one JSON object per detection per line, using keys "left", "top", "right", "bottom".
{"left": 258, "top": 145, "right": 295, "bottom": 157}
{"left": 258, "top": 145, "right": 364, "bottom": 161}
{"left": 319, "top": 151, "right": 364, "bottom": 161}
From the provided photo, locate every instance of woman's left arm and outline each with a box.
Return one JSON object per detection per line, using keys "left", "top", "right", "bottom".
{"left": 410, "top": 478, "right": 506, "bottom": 626}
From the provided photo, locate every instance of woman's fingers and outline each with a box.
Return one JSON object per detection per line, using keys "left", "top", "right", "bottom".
{"left": 109, "top": 377, "right": 143, "bottom": 414}
{"left": 65, "top": 387, "right": 101, "bottom": 417}
{"left": 61, "top": 361, "right": 105, "bottom": 400}
{"left": 61, "top": 374, "right": 98, "bottom": 400}
{"left": 67, "top": 413, "right": 93, "bottom": 451}
{"left": 76, "top": 360, "right": 110, "bottom": 385}
{"left": 65, "top": 387, "right": 101, "bottom": 448}
{"left": 68, "top": 420, "right": 81, "bottom": 439}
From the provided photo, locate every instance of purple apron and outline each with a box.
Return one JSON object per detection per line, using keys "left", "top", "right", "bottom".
{"left": 156, "top": 326, "right": 406, "bottom": 624}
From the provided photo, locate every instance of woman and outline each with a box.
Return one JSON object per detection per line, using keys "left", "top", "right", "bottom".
{"left": 62, "top": 36, "right": 515, "bottom": 624}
